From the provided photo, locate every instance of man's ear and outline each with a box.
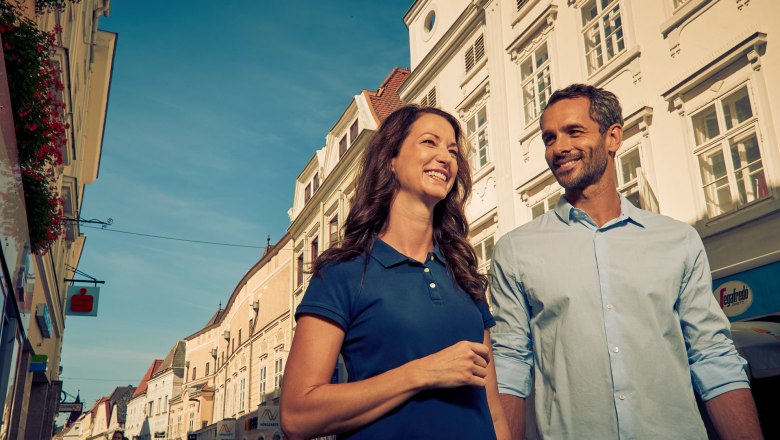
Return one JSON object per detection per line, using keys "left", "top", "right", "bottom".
{"left": 606, "top": 123, "right": 623, "bottom": 155}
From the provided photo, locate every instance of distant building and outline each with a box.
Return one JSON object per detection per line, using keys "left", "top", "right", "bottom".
{"left": 125, "top": 359, "right": 163, "bottom": 440}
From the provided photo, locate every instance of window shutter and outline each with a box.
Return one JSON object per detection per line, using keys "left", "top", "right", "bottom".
{"left": 428, "top": 87, "right": 437, "bottom": 107}
{"left": 474, "top": 35, "right": 485, "bottom": 63}
{"left": 465, "top": 46, "right": 475, "bottom": 72}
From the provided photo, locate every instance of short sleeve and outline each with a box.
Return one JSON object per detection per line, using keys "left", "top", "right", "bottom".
{"left": 295, "top": 264, "right": 355, "bottom": 331}
{"left": 477, "top": 300, "right": 496, "bottom": 329}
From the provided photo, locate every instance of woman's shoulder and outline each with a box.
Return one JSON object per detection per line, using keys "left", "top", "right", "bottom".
{"left": 314, "top": 254, "right": 366, "bottom": 282}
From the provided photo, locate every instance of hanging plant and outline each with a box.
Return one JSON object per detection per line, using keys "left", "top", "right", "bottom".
{"left": 35, "top": 0, "right": 81, "bottom": 14}
{"left": 1, "top": 2, "right": 67, "bottom": 254}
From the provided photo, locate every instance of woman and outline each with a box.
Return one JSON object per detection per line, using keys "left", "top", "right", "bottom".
{"left": 280, "top": 106, "right": 509, "bottom": 439}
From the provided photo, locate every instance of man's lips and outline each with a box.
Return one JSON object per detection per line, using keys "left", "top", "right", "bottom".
{"left": 554, "top": 155, "right": 582, "bottom": 171}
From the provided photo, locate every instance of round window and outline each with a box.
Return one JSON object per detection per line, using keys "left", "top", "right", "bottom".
{"left": 424, "top": 10, "right": 436, "bottom": 33}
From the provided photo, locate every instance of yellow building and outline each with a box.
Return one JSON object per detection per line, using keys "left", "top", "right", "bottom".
{"left": 0, "top": 0, "right": 115, "bottom": 437}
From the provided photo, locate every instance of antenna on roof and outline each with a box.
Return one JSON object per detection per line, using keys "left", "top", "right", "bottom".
{"left": 218, "top": 301, "right": 222, "bottom": 310}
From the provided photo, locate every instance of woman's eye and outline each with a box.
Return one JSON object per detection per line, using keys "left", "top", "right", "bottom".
{"left": 422, "top": 139, "right": 435, "bottom": 145}
{"left": 449, "top": 149, "right": 459, "bottom": 157}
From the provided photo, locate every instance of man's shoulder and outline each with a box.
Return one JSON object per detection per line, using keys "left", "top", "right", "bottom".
{"left": 631, "top": 206, "right": 697, "bottom": 235}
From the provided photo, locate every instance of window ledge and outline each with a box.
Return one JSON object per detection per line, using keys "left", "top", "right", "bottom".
{"left": 696, "top": 195, "right": 778, "bottom": 239}
{"left": 461, "top": 56, "right": 488, "bottom": 88}
{"left": 473, "top": 163, "right": 495, "bottom": 183}
{"left": 660, "top": 0, "right": 714, "bottom": 39}
{"left": 588, "top": 45, "right": 641, "bottom": 87}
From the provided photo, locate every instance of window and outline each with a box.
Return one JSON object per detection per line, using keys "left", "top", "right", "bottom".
{"left": 692, "top": 85, "right": 768, "bottom": 217}
{"left": 304, "top": 183, "right": 311, "bottom": 203}
{"left": 424, "top": 10, "right": 436, "bottom": 33}
{"left": 260, "top": 365, "right": 268, "bottom": 403}
{"left": 238, "top": 329, "right": 242, "bottom": 345}
{"left": 192, "top": 367, "right": 196, "bottom": 381}
{"left": 239, "top": 377, "right": 246, "bottom": 411}
{"left": 312, "top": 173, "right": 319, "bottom": 193}
{"left": 615, "top": 146, "right": 642, "bottom": 207}
{"left": 350, "top": 120, "right": 359, "bottom": 144}
{"left": 466, "top": 107, "right": 489, "bottom": 170}
{"left": 464, "top": 34, "right": 485, "bottom": 74}
{"left": 311, "top": 237, "right": 319, "bottom": 262}
{"left": 517, "top": 0, "right": 530, "bottom": 9}
{"left": 329, "top": 215, "right": 338, "bottom": 247}
{"left": 532, "top": 191, "right": 562, "bottom": 219}
{"left": 205, "top": 362, "right": 209, "bottom": 376}
{"left": 339, "top": 135, "right": 348, "bottom": 158}
{"left": 163, "top": 395, "right": 168, "bottom": 413}
{"left": 259, "top": 365, "right": 267, "bottom": 399}
{"left": 474, "top": 236, "right": 495, "bottom": 271}
{"left": 156, "top": 398, "right": 161, "bottom": 415}
{"left": 581, "top": 0, "right": 625, "bottom": 74}
{"left": 521, "top": 41, "right": 552, "bottom": 123}
{"left": 296, "top": 253, "right": 304, "bottom": 286}
{"left": 420, "top": 87, "right": 437, "bottom": 107}
{"left": 274, "top": 357, "right": 284, "bottom": 390}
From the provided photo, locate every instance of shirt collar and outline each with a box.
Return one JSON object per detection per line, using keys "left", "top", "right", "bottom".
{"left": 553, "top": 193, "right": 646, "bottom": 228}
{"left": 371, "top": 237, "right": 447, "bottom": 268}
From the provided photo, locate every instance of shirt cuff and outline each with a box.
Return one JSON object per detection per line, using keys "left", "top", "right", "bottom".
{"left": 700, "top": 380, "right": 751, "bottom": 401}
{"left": 494, "top": 353, "right": 533, "bottom": 398}
{"left": 295, "top": 304, "right": 349, "bottom": 331}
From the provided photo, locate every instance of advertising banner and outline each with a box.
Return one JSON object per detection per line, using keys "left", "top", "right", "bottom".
{"left": 713, "top": 260, "right": 780, "bottom": 321}
{"left": 65, "top": 286, "right": 100, "bottom": 317}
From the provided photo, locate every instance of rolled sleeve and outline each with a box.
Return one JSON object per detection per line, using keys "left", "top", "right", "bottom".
{"left": 489, "top": 236, "right": 534, "bottom": 398}
{"left": 678, "top": 228, "right": 749, "bottom": 401}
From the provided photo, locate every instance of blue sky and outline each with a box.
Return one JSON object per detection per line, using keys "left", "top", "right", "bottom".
{"left": 59, "top": 0, "right": 412, "bottom": 411}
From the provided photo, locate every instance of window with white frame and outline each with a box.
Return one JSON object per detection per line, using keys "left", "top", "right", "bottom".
{"left": 521, "top": 41, "right": 552, "bottom": 123}
{"left": 474, "top": 235, "right": 495, "bottom": 272}
{"left": 328, "top": 215, "right": 339, "bottom": 247}
{"left": 259, "top": 364, "right": 267, "bottom": 399}
{"left": 239, "top": 377, "right": 246, "bottom": 411}
{"left": 692, "top": 84, "right": 768, "bottom": 217}
{"left": 464, "top": 34, "right": 485, "bottom": 74}
{"left": 615, "top": 145, "right": 642, "bottom": 207}
{"left": 581, "top": 0, "right": 625, "bottom": 74}
{"left": 531, "top": 191, "right": 562, "bottom": 219}
{"left": 466, "top": 106, "right": 489, "bottom": 170}
{"left": 420, "top": 87, "right": 437, "bottom": 107}
{"left": 274, "top": 357, "right": 284, "bottom": 390}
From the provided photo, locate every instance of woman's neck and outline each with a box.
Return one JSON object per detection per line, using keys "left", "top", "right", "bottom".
{"left": 379, "top": 194, "right": 435, "bottom": 263}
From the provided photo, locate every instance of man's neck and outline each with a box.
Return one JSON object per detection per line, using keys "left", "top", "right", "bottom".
{"left": 565, "top": 184, "right": 622, "bottom": 228}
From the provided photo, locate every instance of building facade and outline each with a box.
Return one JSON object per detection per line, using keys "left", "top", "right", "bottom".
{"left": 400, "top": 0, "right": 780, "bottom": 321}
{"left": 0, "top": 0, "right": 116, "bottom": 437}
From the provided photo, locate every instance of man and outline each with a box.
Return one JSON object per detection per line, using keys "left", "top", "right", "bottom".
{"left": 490, "top": 84, "right": 762, "bottom": 439}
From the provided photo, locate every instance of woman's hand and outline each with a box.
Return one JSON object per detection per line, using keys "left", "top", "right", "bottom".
{"left": 411, "top": 340, "right": 490, "bottom": 389}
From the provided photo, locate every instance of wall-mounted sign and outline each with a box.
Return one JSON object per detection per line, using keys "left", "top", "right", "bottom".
{"left": 66, "top": 286, "right": 100, "bottom": 316}
{"left": 258, "top": 404, "right": 280, "bottom": 428}
{"left": 58, "top": 402, "right": 83, "bottom": 412}
{"left": 35, "top": 303, "right": 52, "bottom": 338}
{"left": 29, "top": 354, "right": 47, "bottom": 373}
{"left": 713, "top": 280, "right": 753, "bottom": 318}
{"left": 217, "top": 419, "right": 235, "bottom": 440}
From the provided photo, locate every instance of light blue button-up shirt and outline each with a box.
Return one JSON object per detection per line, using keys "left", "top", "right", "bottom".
{"left": 490, "top": 196, "right": 749, "bottom": 439}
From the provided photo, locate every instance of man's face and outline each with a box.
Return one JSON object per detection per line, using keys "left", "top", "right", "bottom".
{"left": 541, "top": 97, "right": 616, "bottom": 191}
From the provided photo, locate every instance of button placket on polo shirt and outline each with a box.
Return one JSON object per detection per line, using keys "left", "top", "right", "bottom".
{"left": 422, "top": 253, "right": 443, "bottom": 304}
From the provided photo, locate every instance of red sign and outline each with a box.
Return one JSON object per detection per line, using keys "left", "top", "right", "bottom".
{"left": 66, "top": 286, "right": 100, "bottom": 317}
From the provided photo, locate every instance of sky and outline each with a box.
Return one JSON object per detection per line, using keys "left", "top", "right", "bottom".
{"left": 58, "top": 0, "right": 413, "bottom": 413}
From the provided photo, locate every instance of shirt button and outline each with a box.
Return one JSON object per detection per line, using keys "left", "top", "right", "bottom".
{"left": 430, "top": 255, "right": 434, "bottom": 261}
{"left": 606, "top": 304, "right": 613, "bottom": 310}
{"left": 429, "top": 283, "right": 436, "bottom": 289}
{"left": 613, "top": 347, "right": 619, "bottom": 353}
{"left": 619, "top": 394, "right": 626, "bottom": 400}
{"left": 424, "top": 268, "right": 430, "bottom": 273}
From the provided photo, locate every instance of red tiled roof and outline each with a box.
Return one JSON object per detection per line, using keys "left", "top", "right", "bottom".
{"left": 132, "top": 359, "right": 163, "bottom": 397}
{"left": 365, "top": 67, "right": 410, "bottom": 123}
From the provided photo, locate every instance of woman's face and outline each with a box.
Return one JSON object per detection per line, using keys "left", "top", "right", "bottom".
{"left": 391, "top": 113, "right": 459, "bottom": 208}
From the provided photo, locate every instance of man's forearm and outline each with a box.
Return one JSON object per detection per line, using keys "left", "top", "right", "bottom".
{"left": 499, "top": 393, "right": 526, "bottom": 439}
{"left": 705, "top": 388, "right": 763, "bottom": 439}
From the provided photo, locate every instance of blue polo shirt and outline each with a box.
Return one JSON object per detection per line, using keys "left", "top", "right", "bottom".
{"left": 296, "top": 238, "right": 497, "bottom": 439}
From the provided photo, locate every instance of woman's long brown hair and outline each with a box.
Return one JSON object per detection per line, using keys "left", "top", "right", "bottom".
{"left": 312, "top": 105, "right": 488, "bottom": 302}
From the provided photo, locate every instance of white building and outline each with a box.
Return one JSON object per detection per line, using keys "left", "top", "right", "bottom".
{"left": 144, "top": 341, "right": 185, "bottom": 439}
{"left": 400, "top": 0, "right": 780, "bottom": 320}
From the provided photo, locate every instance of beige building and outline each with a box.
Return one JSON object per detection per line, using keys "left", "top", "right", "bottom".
{"left": 125, "top": 359, "right": 163, "bottom": 440}
{"left": 0, "top": 0, "right": 116, "bottom": 437}
{"left": 179, "top": 234, "right": 293, "bottom": 439}
{"left": 399, "top": 0, "right": 780, "bottom": 320}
